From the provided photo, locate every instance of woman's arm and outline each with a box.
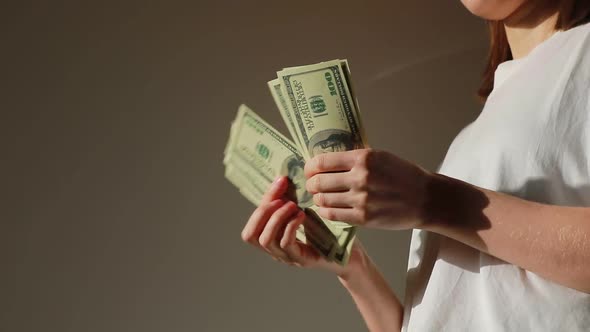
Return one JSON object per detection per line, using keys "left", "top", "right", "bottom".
{"left": 424, "top": 173, "right": 590, "bottom": 293}
{"left": 304, "top": 149, "right": 590, "bottom": 293}
{"left": 338, "top": 248, "right": 404, "bottom": 332}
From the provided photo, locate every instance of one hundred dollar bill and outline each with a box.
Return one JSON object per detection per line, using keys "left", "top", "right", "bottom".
{"left": 277, "top": 59, "right": 366, "bottom": 159}
{"left": 276, "top": 60, "right": 367, "bottom": 231}
{"left": 267, "top": 79, "right": 306, "bottom": 154}
{"left": 225, "top": 105, "right": 314, "bottom": 208}
{"left": 224, "top": 104, "right": 355, "bottom": 264}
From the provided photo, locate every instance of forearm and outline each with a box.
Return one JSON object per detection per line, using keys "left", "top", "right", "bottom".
{"left": 338, "top": 253, "right": 403, "bottom": 332}
{"left": 424, "top": 173, "right": 590, "bottom": 293}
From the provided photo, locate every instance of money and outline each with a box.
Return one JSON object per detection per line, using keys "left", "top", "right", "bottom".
{"left": 267, "top": 79, "right": 306, "bottom": 154}
{"left": 224, "top": 105, "right": 355, "bottom": 263}
{"left": 224, "top": 59, "right": 365, "bottom": 266}
{"left": 272, "top": 60, "right": 366, "bottom": 231}
{"left": 276, "top": 59, "right": 366, "bottom": 159}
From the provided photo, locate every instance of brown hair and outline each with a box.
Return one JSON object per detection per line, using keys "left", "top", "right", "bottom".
{"left": 478, "top": 0, "right": 590, "bottom": 100}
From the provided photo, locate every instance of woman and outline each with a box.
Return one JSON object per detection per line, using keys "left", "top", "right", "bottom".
{"left": 241, "top": 0, "right": 590, "bottom": 331}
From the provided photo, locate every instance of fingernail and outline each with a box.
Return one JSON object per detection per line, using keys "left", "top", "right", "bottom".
{"left": 273, "top": 176, "right": 285, "bottom": 186}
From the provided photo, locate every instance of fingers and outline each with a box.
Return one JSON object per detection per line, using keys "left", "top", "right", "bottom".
{"left": 241, "top": 199, "right": 285, "bottom": 246}
{"left": 280, "top": 210, "right": 305, "bottom": 249}
{"left": 317, "top": 207, "right": 363, "bottom": 224}
{"left": 313, "top": 192, "right": 356, "bottom": 208}
{"left": 280, "top": 213, "right": 319, "bottom": 268}
{"left": 280, "top": 212, "right": 326, "bottom": 268}
{"left": 259, "top": 201, "right": 300, "bottom": 259}
{"left": 304, "top": 151, "right": 358, "bottom": 178}
{"left": 242, "top": 201, "right": 320, "bottom": 268}
{"left": 282, "top": 242, "right": 319, "bottom": 268}
{"left": 261, "top": 176, "right": 289, "bottom": 204}
{"left": 306, "top": 172, "right": 352, "bottom": 193}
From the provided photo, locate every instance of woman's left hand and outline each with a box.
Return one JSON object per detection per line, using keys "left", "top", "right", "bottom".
{"left": 304, "top": 149, "right": 432, "bottom": 230}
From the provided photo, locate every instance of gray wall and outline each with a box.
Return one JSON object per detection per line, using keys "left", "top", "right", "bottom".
{"left": 3, "top": 1, "right": 486, "bottom": 331}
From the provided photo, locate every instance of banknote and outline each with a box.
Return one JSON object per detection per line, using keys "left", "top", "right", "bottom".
{"left": 224, "top": 104, "right": 355, "bottom": 263}
{"left": 225, "top": 60, "right": 366, "bottom": 266}
{"left": 267, "top": 79, "right": 306, "bottom": 154}
{"left": 276, "top": 60, "right": 367, "bottom": 231}
{"left": 277, "top": 59, "right": 366, "bottom": 159}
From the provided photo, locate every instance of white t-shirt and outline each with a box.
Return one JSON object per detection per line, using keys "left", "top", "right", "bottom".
{"left": 402, "top": 23, "right": 590, "bottom": 331}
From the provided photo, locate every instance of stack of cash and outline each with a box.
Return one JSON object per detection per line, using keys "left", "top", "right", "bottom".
{"left": 223, "top": 60, "right": 367, "bottom": 265}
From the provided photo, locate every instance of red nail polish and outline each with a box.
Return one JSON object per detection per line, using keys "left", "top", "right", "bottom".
{"left": 274, "top": 176, "right": 285, "bottom": 186}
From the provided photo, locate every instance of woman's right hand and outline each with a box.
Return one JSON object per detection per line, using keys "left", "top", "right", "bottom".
{"left": 241, "top": 176, "right": 369, "bottom": 279}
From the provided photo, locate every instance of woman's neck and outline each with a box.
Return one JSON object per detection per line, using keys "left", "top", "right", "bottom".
{"left": 504, "top": 2, "right": 560, "bottom": 60}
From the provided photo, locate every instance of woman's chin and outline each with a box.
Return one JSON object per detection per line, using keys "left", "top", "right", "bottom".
{"left": 460, "top": 0, "right": 520, "bottom": 20}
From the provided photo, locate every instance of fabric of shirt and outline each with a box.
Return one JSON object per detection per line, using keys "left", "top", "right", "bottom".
{"left": 402, "top": 22, "right": 590, "bottom": 331}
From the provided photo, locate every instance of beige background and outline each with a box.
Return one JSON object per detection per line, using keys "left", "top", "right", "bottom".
{"left": 3, "top": 1, "right": 486, "bottom": 331}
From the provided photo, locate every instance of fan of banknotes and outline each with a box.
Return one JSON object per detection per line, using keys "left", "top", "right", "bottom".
{"left": 223, "top": 59, "right": 367, "bottom": 265}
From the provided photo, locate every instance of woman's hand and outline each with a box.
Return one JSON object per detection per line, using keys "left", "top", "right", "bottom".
{"left": 241, "top": 176, "right": 369, "bottom": 280}
{"left": 304, "top": 149, "right": 432, "bottom": 230}
{"left": 241, "top": 175, "right": 405, "bottom": 331}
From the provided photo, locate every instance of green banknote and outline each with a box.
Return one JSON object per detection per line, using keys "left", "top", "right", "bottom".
{"left": 224, "top": 104, "right": 355, "bottom": 264}
{"left": 225, "top": 60, "right": 366, "bottom": 266}
{"left": 277, "top": 60, "right": 366, "bottom": 159}
{"left": 275, "top": 60, "right": 367, "bottom": 232}
{"left": 267, "top": 78, "right": 306, "bottom": 154}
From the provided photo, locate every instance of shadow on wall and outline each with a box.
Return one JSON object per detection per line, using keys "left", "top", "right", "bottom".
{"left": 356, "top": 47, "right": 487, "bottom": 174}
{"left": 362, "top": 46, "right": 484, "bottom": 88}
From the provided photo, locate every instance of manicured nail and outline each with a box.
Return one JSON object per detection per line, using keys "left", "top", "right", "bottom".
{"left": 273, "top": 176, "right": 285, "bottom": 186}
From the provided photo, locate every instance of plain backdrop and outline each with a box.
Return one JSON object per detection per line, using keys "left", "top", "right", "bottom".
{"left": 3, "top": 1, "right": 487, "bottom": 331}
